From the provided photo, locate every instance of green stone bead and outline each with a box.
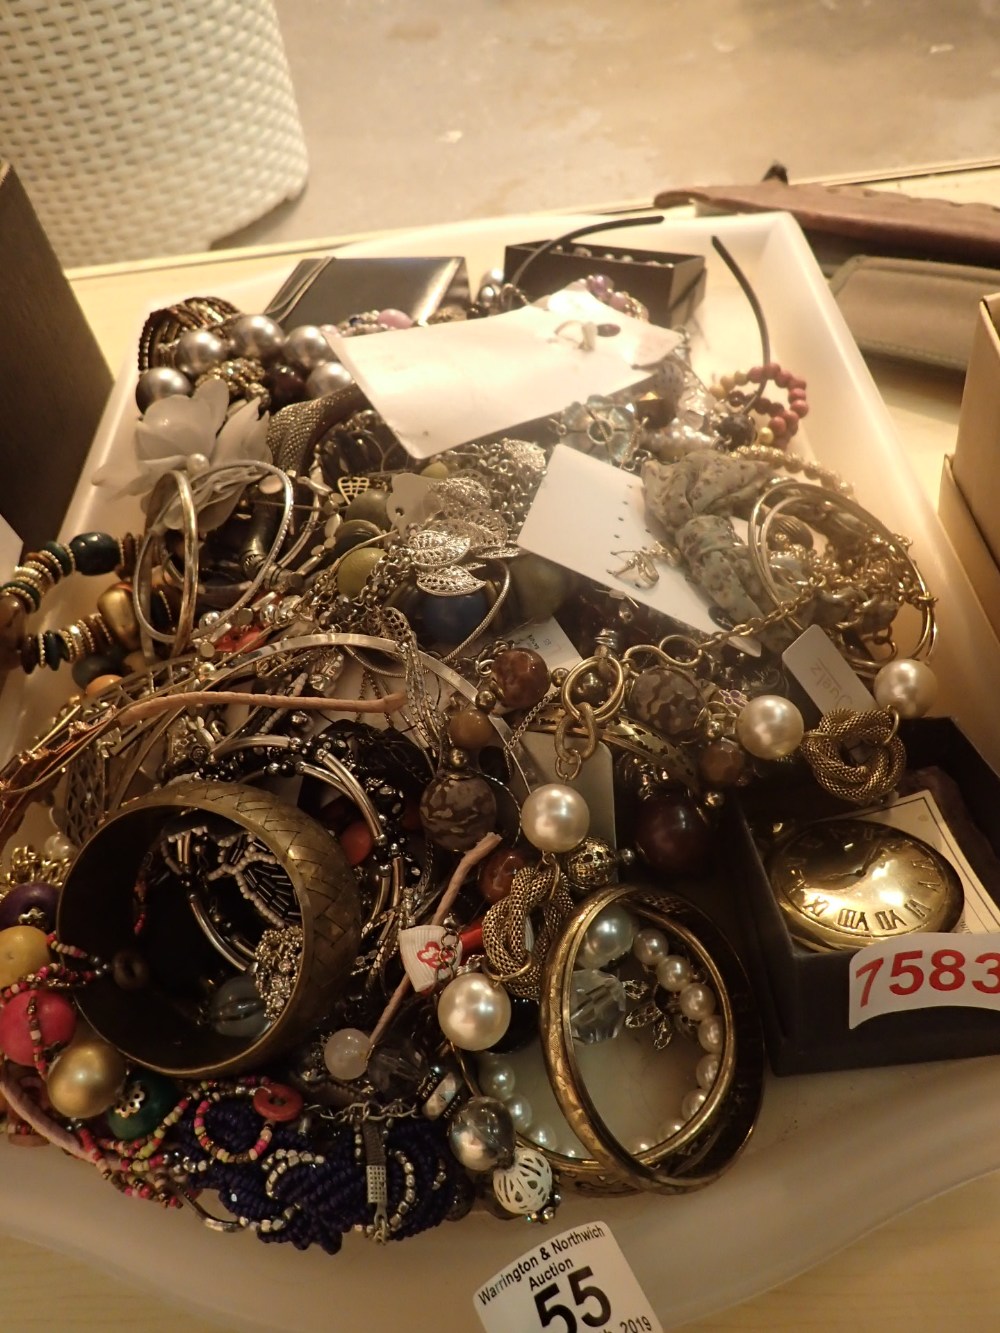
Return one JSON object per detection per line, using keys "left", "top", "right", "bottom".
{"left": 335, "top": 546, "right": 383, "bottom": 598}
{"left": 68, "top": 531, "right": 120, "bottom": 575}
{"left": 344, "top": 489, "right": 390, "bottom": 529}
{"left": 105, "top": 1071, "right": 179, "bottom": 1141}
{"left": 509, "top": 554, "right": 573, "bottom": 622}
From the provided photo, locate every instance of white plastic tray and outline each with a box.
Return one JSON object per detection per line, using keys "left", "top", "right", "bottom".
{"left": 5, "top": 212, "right": 1000, "bottom": 1331}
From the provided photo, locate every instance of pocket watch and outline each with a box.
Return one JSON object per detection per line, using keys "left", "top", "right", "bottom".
{"left": 767, "top": 817, "right": 964, "bottom": 952}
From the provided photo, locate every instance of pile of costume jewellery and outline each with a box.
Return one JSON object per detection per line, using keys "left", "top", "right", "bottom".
{"left": 0, "top": 226, "right": 937, "bottom": 1253}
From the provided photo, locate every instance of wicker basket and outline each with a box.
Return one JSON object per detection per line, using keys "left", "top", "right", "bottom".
{"left": 0, "top": 0, "right": 308, "bottom": 267}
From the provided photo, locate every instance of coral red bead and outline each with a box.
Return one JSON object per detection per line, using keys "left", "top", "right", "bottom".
{"left": 253, "top": 1083, "right": 303, "bottom": 1123}
{"left": 0, "top": 990, "right": 76, "bottom": 1065}
{"left": 479, "top": 846, "right": 528, "bottom": 903}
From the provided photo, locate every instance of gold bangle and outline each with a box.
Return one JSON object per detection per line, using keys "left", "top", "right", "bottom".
{"left": 57, "top": 779, "right": 362, "bottom": 1078}
{"left": 539, "top": 882, "right": 764, "bottom": 1193}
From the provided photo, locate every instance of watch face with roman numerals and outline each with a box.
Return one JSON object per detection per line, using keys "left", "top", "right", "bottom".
{"left": 767, "top": 818, "right": 965, "bottom": 952}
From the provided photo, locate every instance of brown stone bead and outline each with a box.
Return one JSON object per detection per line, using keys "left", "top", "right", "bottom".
{"left": 698, "top": 737, "right": 748, "bottom": 787}
{"left": 634, "top": 792, "right": 711, "bottom": 877}
{"left": 448, "top": 706, "right": 496, "bottom": 751}
{"left": 628, "top": 666, "right": 702, "bottom": 739}
{"left": 419, "top": 771, "right": 497, "bottom": 852}
{"left": 479, "top": 845, "right": 528, "bottom": 903}
{"left": 491, "top": 647, "right": 549, "bottom": 710}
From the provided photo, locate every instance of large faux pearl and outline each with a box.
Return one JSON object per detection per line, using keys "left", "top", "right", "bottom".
{"left": 698, "top": 1014, "right": 724, "bottom": 1053}
{"left": 874, "top": 658, "right": 937, "bottom": 719}
{"left": 306, "top": 360, "right": 353, "bottom": 397}
{"left": 46, "top": 1037, "right": 127, "bottom": 1119}
{"left": 437, "top": 973, "right": 511, "bottom": 1051}
{"left": 577, "top": 904, "right": 636, "bottom": 969}
{"left": 229, "top": 313, "right": 285, "bottom": 361}
{"left": 735, "top": 695, "right": 804, "bottom": 759}
{"left": 521, "top": 784, "right": 590, "bottom": 853}
{"left": 173, "top": 328, "right": 228, "bottom": 377}
{"left": 284, "top": 324, "right": 334, "bottom": 371}
{"left": 448, "top": 1096, "right": 516, "bottom": 1171}
{"left": 135, "top": 366, "right": 192, "bottom": 411}
{"left": 681, "top": 1087, "right": 708, "bottom": 1121}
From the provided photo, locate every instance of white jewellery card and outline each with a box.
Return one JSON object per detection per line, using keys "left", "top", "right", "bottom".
{"left": 518, "top": 444, "right": 759, "bottom": 653}
{"left": 326, "top": 292, "right": 681, "bottom": 460}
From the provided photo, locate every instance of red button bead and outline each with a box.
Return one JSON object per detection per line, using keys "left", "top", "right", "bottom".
{"left": 253, "top": 1082, "right": 304, "bottom": 1123}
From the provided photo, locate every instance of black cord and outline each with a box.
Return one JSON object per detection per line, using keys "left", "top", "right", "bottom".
{"left": 506, "top": 214, "right": 665, "bottom": 295}
{"left": 711, "top": 235, "right": 770, "bottom": 409}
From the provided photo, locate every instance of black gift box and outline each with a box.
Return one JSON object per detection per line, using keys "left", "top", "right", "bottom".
{"left": 265, "top": 255, "right": 469, "bottom": 328}
{"left": 503, "top": 237, "right": 706, "bottom": 326}
{"left": 0, "top": 162, "right": 112, "bottom": 552}
{"left": 726, "top": 718, "right": 1000, "bottom": 1075}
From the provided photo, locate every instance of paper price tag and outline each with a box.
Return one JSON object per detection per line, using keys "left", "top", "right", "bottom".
{"left": 849, "top": 932, "right": 1000, "bottom": 1028}
{"left": 474, "top": 1220, "right": 662, "bottom": 1333}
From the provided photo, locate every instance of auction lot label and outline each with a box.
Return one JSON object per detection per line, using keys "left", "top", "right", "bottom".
{"left": 474, "top": 1219, "right": 662, "bottom": 1333}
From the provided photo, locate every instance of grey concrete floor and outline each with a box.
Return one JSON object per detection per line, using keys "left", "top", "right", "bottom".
{"left": 219, "top": 0, "right": 1000, "bottom": 249}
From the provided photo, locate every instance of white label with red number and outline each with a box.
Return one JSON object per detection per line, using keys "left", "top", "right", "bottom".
{"left": 474, "top": 1220, "right": 662, "bottom": 1333}
{"left": 849, "top": 932, "right": 1000, "bottom": 1028}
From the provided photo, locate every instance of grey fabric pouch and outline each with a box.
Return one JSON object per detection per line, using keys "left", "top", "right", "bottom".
{"left": 829, "top": 254, "right": 1000, "bottom": 373}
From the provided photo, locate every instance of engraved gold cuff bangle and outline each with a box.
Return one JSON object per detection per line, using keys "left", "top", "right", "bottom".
{"left": 57, "top": 780, "right": 362, "bottom": 1078}
{"left": 539, "top": 882, "right": 764, "bottom": 1193}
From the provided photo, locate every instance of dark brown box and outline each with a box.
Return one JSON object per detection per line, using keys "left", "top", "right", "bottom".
{"left": 726, "top": 718, "right": 1000, "bottom": 1075}
{"left": 503, "top": 238, "right": 706, "bottom": 326}
{"left": 0, "top": 162, "right": 112, "bottom": 552}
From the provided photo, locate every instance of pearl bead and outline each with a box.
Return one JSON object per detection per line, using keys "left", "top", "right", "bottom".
{"left": 43, "top": 832, "right": 77, "bottom": 862}
{"left": 698, "top": 1014, "right": 724, "bottom": 1053}
{"left": 228, "top": 313, "right": 285, "bottom": 360}
{"left": 679, "top": 982, "right": 716, "bottom": 1021}
{"left": 527, "top": 1121, "right": 558, "bottom": 1151}
{"left": 632, "top": 928, "right": 668, "bottom": 967}
{"left": 478, "top": 1060, "right": 516, "bottom": 1100}
{"left": 661, "top": 1116, "right": 687, "bottom": 1138}
{"left": 577, "top": 904, "right": 636, "bottom": 969}
{"left": 284, "top": 324, "right": 334, "bottom": 371}
{"left": 656, "top": 954, "right": 693, "bottom": 992}
{"left": 680, "top": 1087, "right": 708, "bottom": 1121}
{"left": 306, "top": 360, "right": 353, "bottom": 397}
{"left": 46, "top": 1037, "right": 127, "bottom": 1119}
{"left": 631, "top": 1138, "right": 655, "bottom": 1154}
{"left": 448, "top": 1096, "right": 516, "bottom": 1172}
{"left": 505, "top": 1094, "right": 533, "bottom": 1132}
{"left": 135, "top": 365, "right": 192, "bottom": 411}
{"left": 378, "top": 307, "right": 414, "bottom": 329}
{"left": 697, "top": 1053, "right": 720, "bottom": 1089}
{"left": 323, "top": 1028, "right": 371, "bottom": 1080}
{"left": 735, "top": 694, "right": 804, "bottom": 759}
{"left": 173, "top": 328, "right": 228, "bottom": 377}
{"left": 520, "top": 783, "right": 590, "bottom": 853}
{"left": 437, "top": 973, "right": 511, "bottom": 1051}
{"left": 874, "top": 658, "right": 937, "bottom": 719}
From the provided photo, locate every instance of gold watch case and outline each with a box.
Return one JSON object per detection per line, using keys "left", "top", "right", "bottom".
{"left": 768, "top": 817, "right": 964, "bottom": 952}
